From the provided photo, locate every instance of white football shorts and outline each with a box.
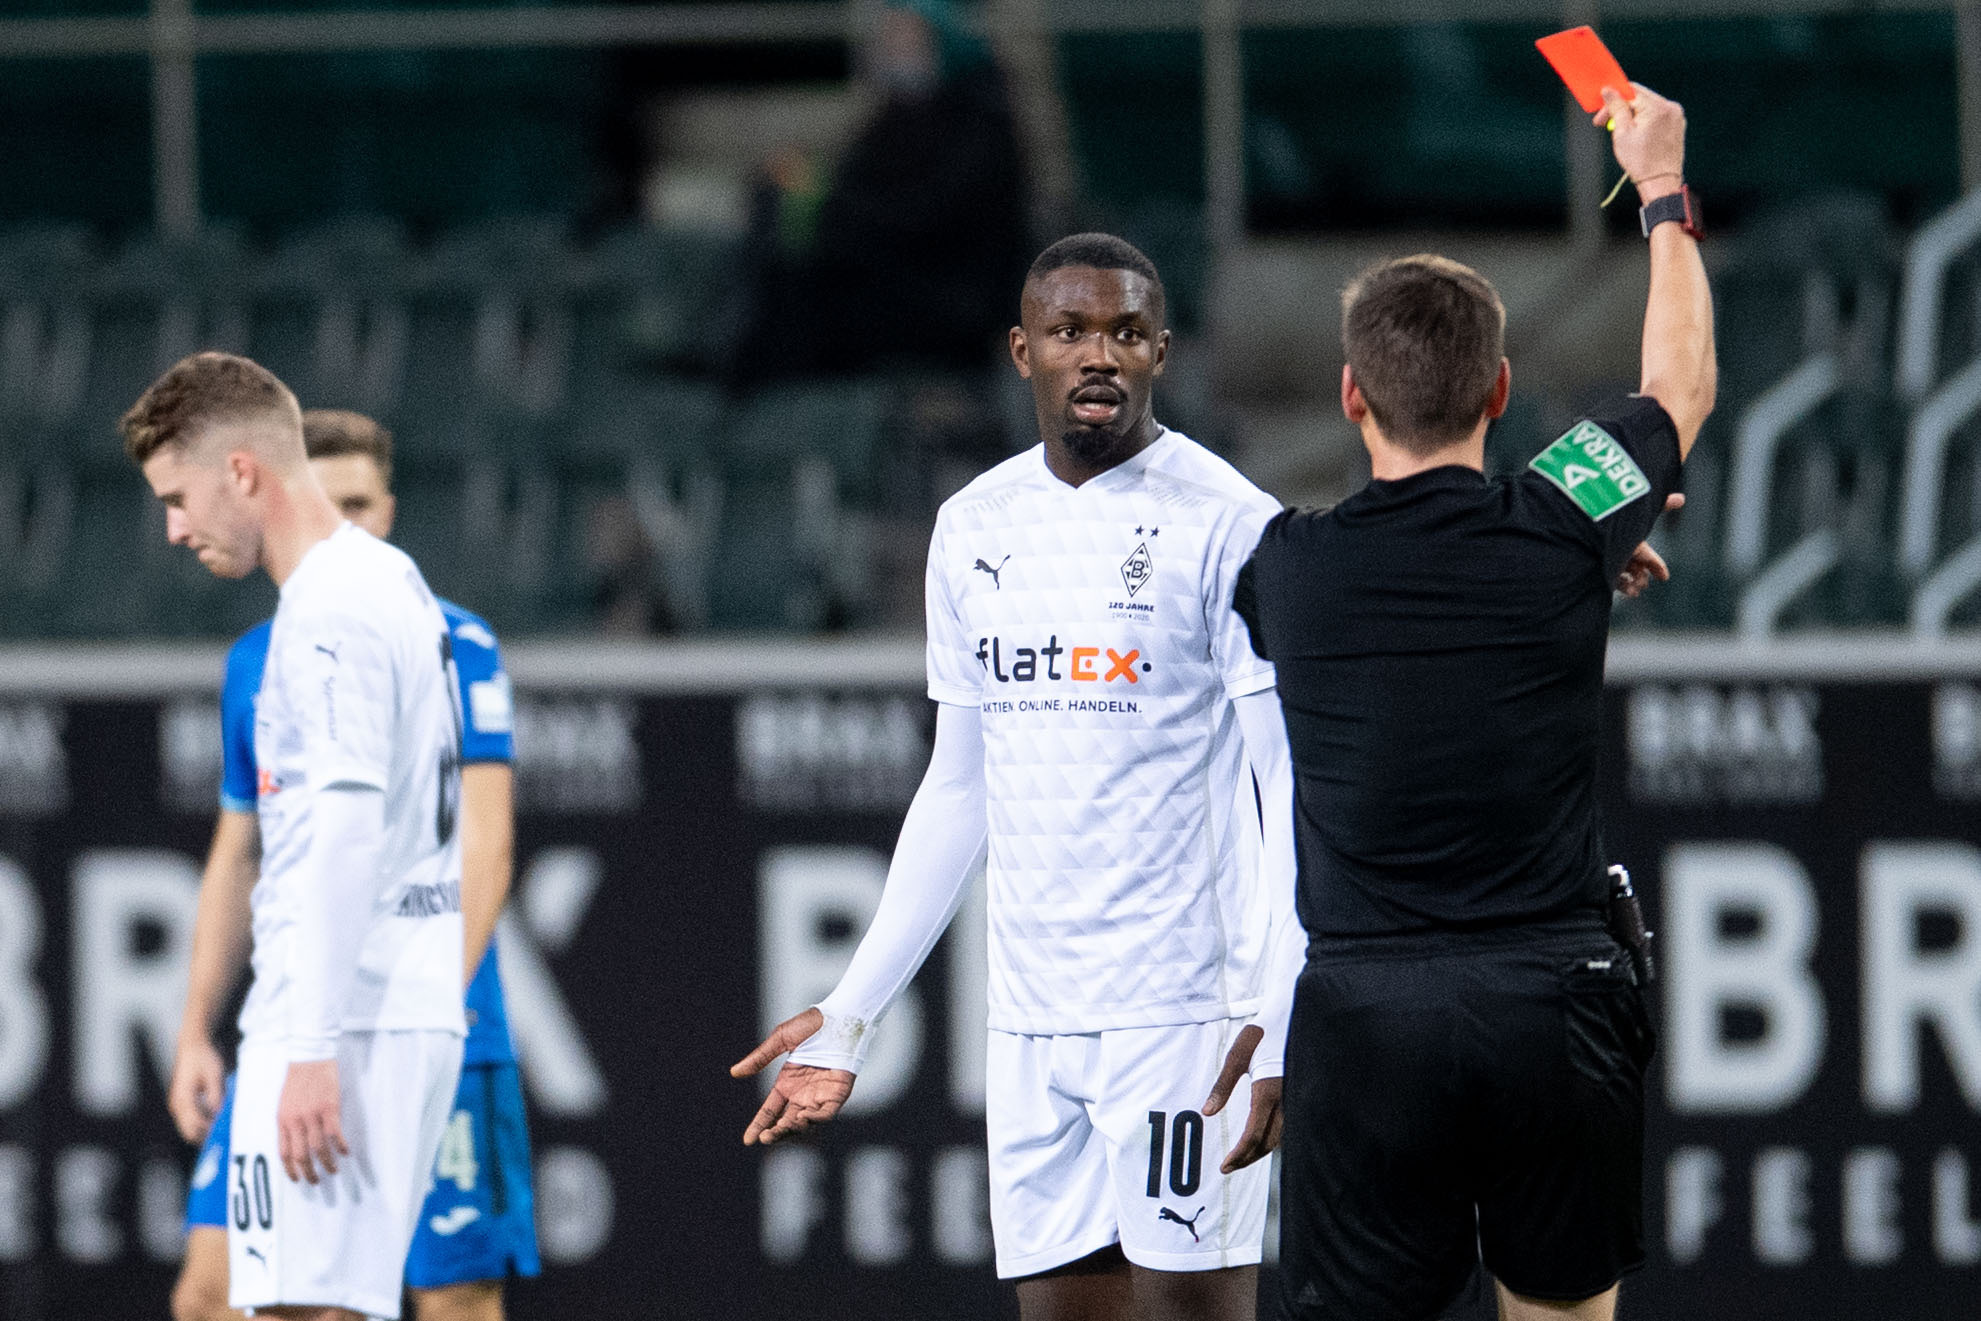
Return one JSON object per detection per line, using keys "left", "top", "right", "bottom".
{"left": 986, "top": 1017, "right": 1272, "bottom": 1278}
{"left": 228, "top": 1029, "right": 462, "bottom": 1319}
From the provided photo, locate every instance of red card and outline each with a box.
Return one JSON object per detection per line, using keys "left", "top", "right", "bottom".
{"left": 1536, "top": 26, "right": 1635, "bottom": 114}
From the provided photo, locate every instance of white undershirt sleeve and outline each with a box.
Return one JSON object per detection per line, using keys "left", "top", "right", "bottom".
{"left": 789, "top": 700, "right": 989, "bottom": 1073}
{"left": 1233, "top": 687, "right": 1304, "bottom": 1081}
{"left": 285, "top": 783, "right": 388, "bottom": 1062}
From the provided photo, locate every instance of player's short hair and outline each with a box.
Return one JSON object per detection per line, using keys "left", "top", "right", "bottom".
{"left": 1025, "top": 233, "right": 1167, "bottom": 328}
{"left": 302, "top": 409, "right": 394, "bottom": 487}
{"left": 120, "top": 351, "right": 299, "bottom": 466}
{"left": 1341, "top": 255, "right": 1507, "bottom": 456}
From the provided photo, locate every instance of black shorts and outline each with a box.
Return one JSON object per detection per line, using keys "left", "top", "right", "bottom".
{"left": 1276, "top": 917, "right": 1655, "bottom": 1321}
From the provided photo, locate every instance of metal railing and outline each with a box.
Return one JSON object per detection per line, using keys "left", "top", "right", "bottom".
{"left": 1723, "top": 352, "right": 1840, "bottom": 579}
{"left": 1896, "top": 187, "right": 1981, "bottom": 402}
{"left": 0, "top": 0, "right": 1972, "bottom": 249}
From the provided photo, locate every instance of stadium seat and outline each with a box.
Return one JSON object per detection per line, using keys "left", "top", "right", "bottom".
{"left": 253, "top": 216, "right": 415, "bottom": 418}
{"left": 0, "top": 225, "right": 99, "bottom": 457}
{"left": 721, "top": 380, "right": 890, "bottom": 505}
{"left": 580, "top": 223, "right": 748, "bottom": 378}
{"left": 76, "top": 227, "right": 255, "bottom": 469}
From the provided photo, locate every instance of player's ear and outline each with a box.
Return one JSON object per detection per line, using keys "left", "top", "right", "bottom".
{"left": 1485, "top": 358, "right": 1511, "bottom": 420}
{"left": 226, "top": 449, "right": 258, "bottom": 495}
{"left": 1009, "top": 325, "right": 1032, "bottom": 379}
{"left": 1341, "top": 364, "right": 1369, "bottom": 425}
{"left": 1151, "top": 328, "right": 1170, "bottom": 378}
{"left": 378, "top": 492, "right": 398, "bottom": 539}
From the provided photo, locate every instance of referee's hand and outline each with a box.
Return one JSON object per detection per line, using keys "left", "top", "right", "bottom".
{"left": 1615, "top": 494, "right": 1685, "bottom": 598}
{"left": 733, "top": 1008, "right": 857, "bottom": 1146}
{"left": 1203, "top": 1024, "right": 1284, "bottom": 1173}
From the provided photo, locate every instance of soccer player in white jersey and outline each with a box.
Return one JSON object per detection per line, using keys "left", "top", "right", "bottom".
{"left": 735, "top": 234, "right": 1304, "bottom": 1321}
{"left": 124, "top": 352, "right": 466, "bottom": 1321}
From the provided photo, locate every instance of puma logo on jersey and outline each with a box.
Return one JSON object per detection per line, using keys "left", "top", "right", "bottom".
{"left": 315, "top": 642, "right": 342, "bottom": 662}
{"left": 244, "top": 1246, "right": 268, "bottom": 1267}
{"left": 973, "top": 555, "right": 1011, "bottom": 589}
{"left": 429, "top": 1206, "right": 483, "bottom": 1236}
{"left": 1159, "top": 1205, "right": 1205, "bottom": 1242}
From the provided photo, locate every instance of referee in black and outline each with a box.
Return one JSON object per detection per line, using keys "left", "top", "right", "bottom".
{"left": 1235, "top": 84, "right": 1712, "bottom": 1321}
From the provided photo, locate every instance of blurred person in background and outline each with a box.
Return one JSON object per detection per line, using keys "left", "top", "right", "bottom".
{"left": 730, "top": 0, "right": 1029, "bottom": 381}
{"left": 582, "top": 490, "right": 676, "bottom": 634}
{"left": 165, "top": 409, "right": 538, "bottom": 1321}
{"left": 735, "top": 234, "right": 1306, "bottom": 1321}
{"left": 1236, "top": 85, "right": 1711, "bottom": 1321}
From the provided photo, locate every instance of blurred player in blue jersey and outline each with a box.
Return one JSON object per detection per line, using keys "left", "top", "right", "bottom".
{"left": 166, "top": 409, "right": 539, "bottom": 1321}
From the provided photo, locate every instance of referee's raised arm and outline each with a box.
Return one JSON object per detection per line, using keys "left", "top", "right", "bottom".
{"left": 1602, "top": 82, "right": 1716, "bottom": 459}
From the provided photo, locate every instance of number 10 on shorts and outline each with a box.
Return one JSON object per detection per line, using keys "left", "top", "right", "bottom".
{"left": 1146, "top": 1110, "right": 1204, "bottom": 1198}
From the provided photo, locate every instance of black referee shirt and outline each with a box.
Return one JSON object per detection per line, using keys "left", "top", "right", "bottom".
{"left": 1235, "top": 395, "right": 1683, "bottom": 936}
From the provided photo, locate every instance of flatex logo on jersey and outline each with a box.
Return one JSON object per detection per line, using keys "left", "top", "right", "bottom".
{"left": 975, "top": 636, "right": 1153, "bottom": 717}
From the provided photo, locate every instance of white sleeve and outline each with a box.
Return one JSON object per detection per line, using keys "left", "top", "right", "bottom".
{"left": 288, "top": 604, "right": 395, "bottom": 792}
{"left": 286, "top": 784, "right": 388, "bottom": 1061}
{"left": 789, "top": 701, "right": 989, "bottom": 1073}
{"left": 1233, "top": 687, "right": 1303, "bottom": 1081}
{"left": 1209, "top": 504, "right": 1277, "bottom": 699}
{"left": 924, "top": 520, "right": 983, "bottom": 706}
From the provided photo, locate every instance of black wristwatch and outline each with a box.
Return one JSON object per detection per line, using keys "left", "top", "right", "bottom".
{"left": 1639, "top": 185, "right": 1703, "bottom": 240}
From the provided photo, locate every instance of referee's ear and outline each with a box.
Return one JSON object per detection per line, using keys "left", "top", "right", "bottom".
{"left": 1485, "top": 359, "right": 1511, "bottom": 420}
{"left": 1340, "top": 365, "right": 1369, "bottom": 425}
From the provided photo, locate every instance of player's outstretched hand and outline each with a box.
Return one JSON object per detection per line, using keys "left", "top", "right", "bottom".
{"left": 1615, "top": 494, "right": 1685, "bottom": 598}
{"left": 168, "top": 1033, "right": 228, "bottom": 1145}
{"left": 1598, "top": 83, "right": 1685, "bottom": 195}
{"left": 277, "top": 1058, "right": 349, "bottom": 1185}
{"left": 1202, "top": 1024, "right": 1285, "bottom": 1174}
{"left": 732, "top": 1007, "right": 857, "bottom": 1146}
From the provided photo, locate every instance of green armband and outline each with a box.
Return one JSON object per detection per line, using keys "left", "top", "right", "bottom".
{"left": 1529, "top": 421, "right": 1651, "bottom": 522}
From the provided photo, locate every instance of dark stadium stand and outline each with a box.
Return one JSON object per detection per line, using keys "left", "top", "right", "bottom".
{"left": 4, "top": 186, "right": 1981, "bottom": 638}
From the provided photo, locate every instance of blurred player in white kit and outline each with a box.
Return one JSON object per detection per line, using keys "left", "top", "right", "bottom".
{"left": 124, "top": 351, "right": 466, "bottom": 1321}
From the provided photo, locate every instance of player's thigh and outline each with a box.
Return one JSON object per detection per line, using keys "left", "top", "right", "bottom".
{"left": 1496, "top": 1280, "right": 1618, "bottom": 1321}
{"left": 1090, "top": 1019, "right": 1270, "bottom": 1275}
{"left": 406, "top": 1062, "right": 538, "bottom": 1293}
{"left": 1013, "top": 1243, "right": 1132, "bottom": 1321}
{"left": 1472, "top": 940, "right": 1652, "bottom": 1304}
{"left": 1277, "top": 955, "right": 1480, "bottom": 1321}
{"left": 172, "top": 1226, "right": 240, "bottom": 1321}
{"left": 410, "top": 1280, "right": 504, "bottom": 1321}
{"left": 1129, "top": 1258, "right": 1258, "bottom": 1321}
{"left": 987, "top": 1031, "right": 1122, "bottom": 1281}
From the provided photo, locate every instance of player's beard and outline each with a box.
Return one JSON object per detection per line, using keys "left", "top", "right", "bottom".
{"left": 1061, "top": 418, "right": 1135, "bottom": 464}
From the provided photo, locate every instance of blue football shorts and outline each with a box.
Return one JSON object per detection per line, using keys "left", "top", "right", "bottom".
{"left": 405, "top": 1060, "right": 542, "bottom": 1289}
{"left": 183, "top": 1074, "right": 237, "bottom": 1230}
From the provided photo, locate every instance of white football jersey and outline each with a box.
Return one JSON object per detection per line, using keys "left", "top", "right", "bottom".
{"left": 239, "top": 524, "right": 467, "bottom": 1044}
{"left": 927, "top": 429, "right": 1281, "bottom": 1034}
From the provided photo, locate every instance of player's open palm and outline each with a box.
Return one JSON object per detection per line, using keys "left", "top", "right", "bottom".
{"left": 732, "top": 1007, "right": 857, "bottom": 1146}
{"left": 168, "top": 1034, "right": 228, "bottom": 1144}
